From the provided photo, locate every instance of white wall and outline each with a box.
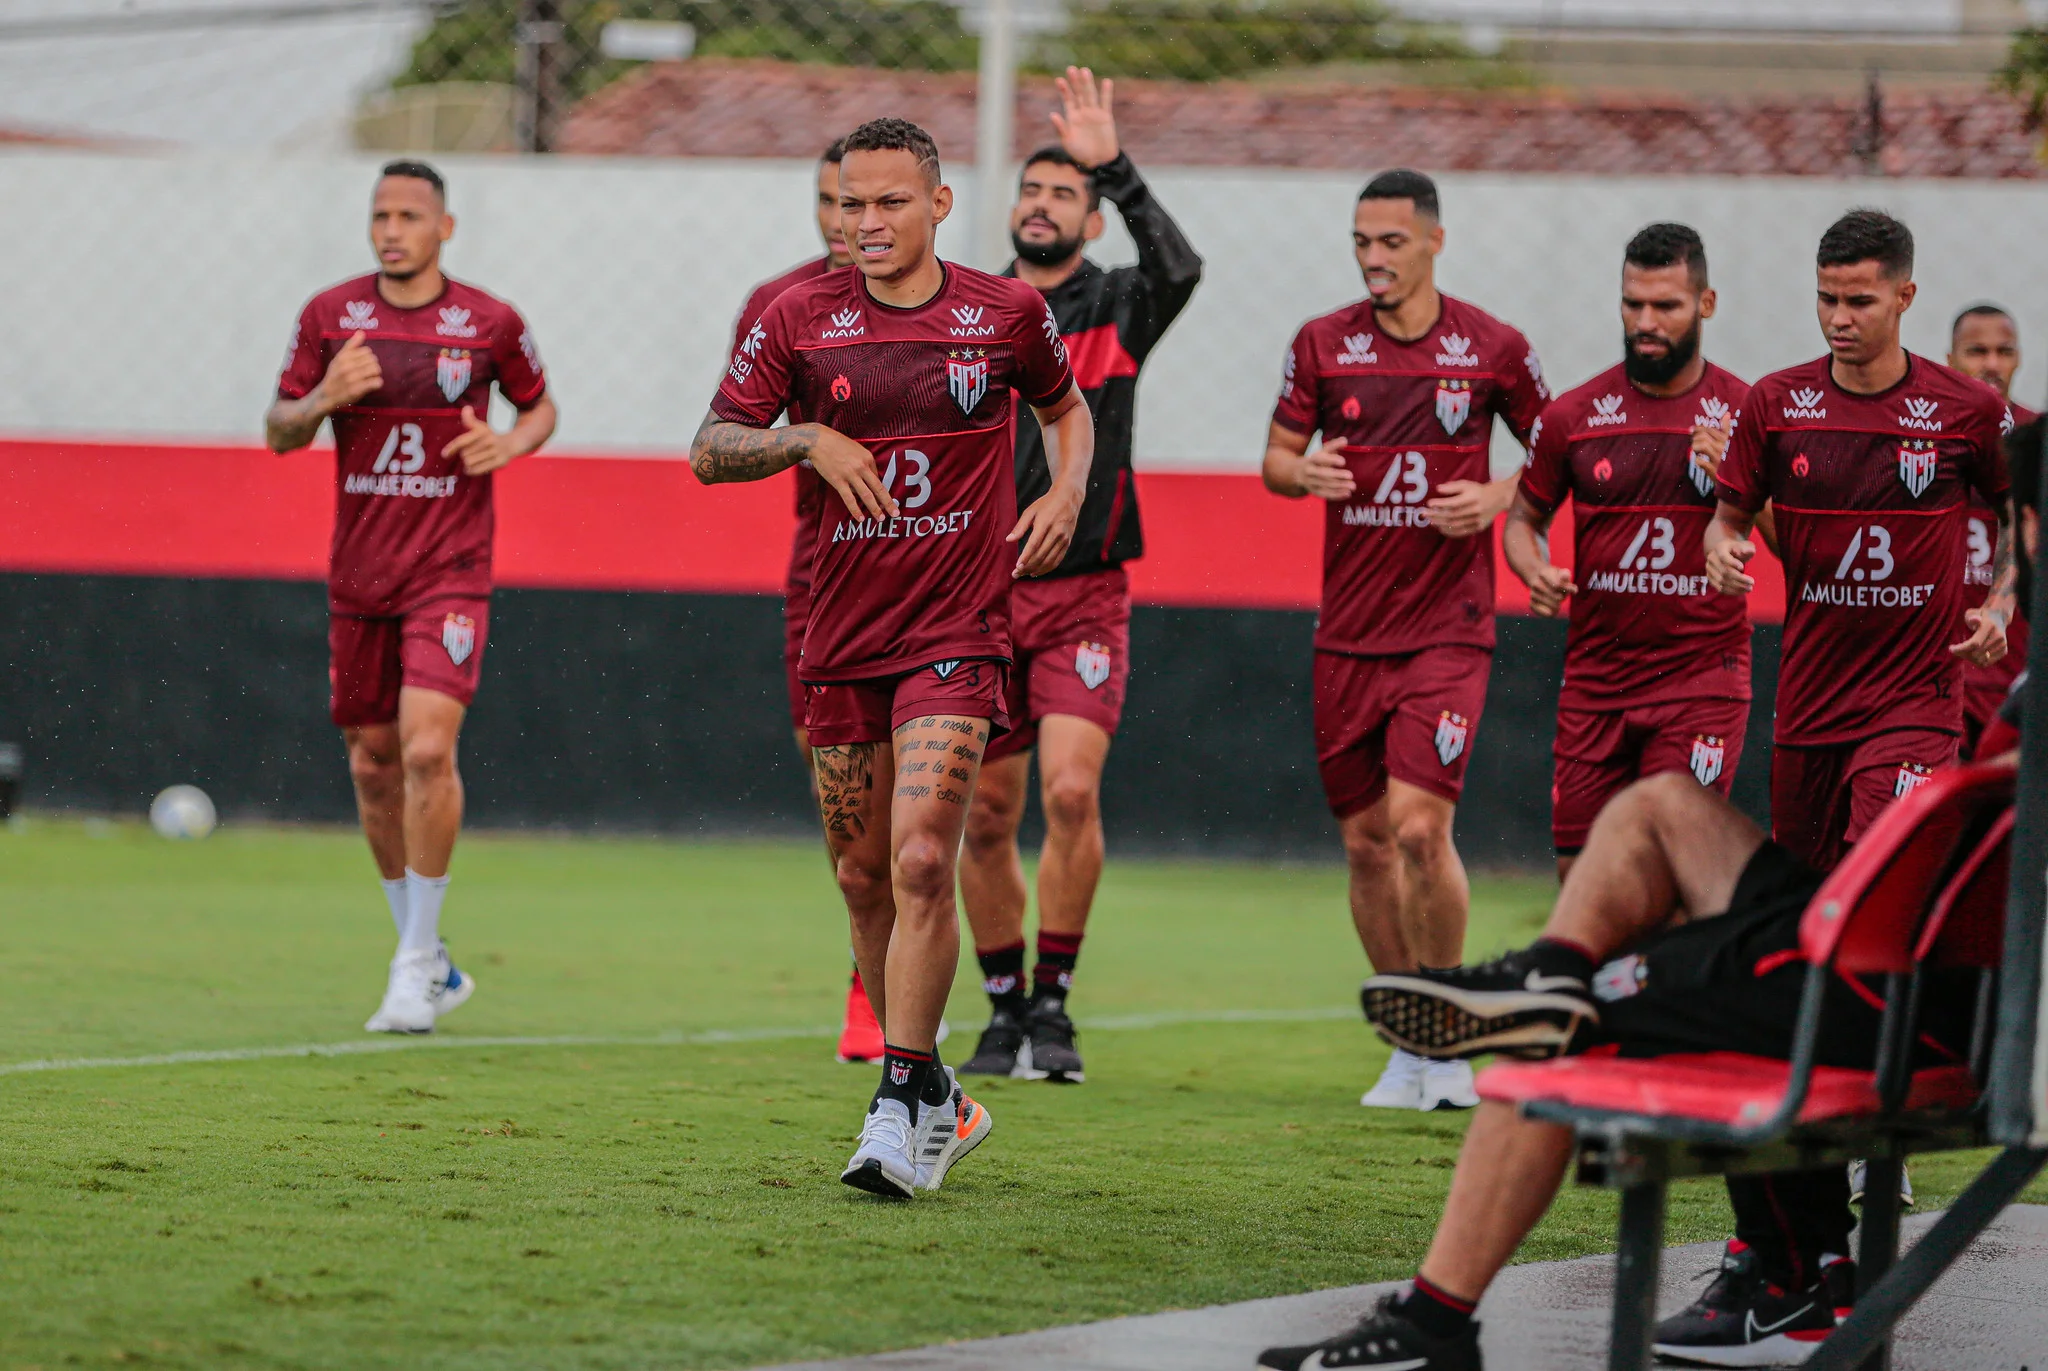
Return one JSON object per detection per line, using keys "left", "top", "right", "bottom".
{"left": 4, "top": 148, "right": 2046, "bottom": 474}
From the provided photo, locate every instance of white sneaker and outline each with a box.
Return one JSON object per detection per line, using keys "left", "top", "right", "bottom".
{"left": 1848, "top": 1159, "right": 1914, "bottom": 1208}
{"left": 914, "top": 1068, "right": 994, "bottom": 1191}
{"left": 364, "top": 947, "right": 446, "bottom": 1034}
{"left": 1421, "top": 1058, "right": 1480, "bottom": 1111}
{"left": 433, "top": 944, "right": 476, "bottom": 1019}
{"left": 840, "top": 1098, "right": 917, "bottom": 1198}
{"left": 1360, "top": 1048, "right": 1429, "bottom": 1108}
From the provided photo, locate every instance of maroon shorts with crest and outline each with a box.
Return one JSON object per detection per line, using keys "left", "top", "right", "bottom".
{"left": 803, "top": 658, "right": 1012, "bottom": 748}
{"left": 984, "top": 566, "right": 1131, "bottom": 763}
{"left": 329, "top": 595, "right": 489, "bottom": 727}
{"left": 1313, "top": 645, "right": 1491, "bottom": 816}
{"left": 1550, "top": 696, "right": 1749, "bottom": 853}
{"left": 1770, "top": 728, "right": 1960, "bottom": 872}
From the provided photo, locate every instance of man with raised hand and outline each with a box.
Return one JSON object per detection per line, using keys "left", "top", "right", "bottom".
{"left": 267, "top": 160, "right": 557, "bottom": 1034}
{"left": 692, "top": 118, "right": 1093, "bottom": 1197}
{"left": 1263, "top": 168, "right": 1547, "bottom": 1111}
{"left": 957, "top": 67, "right": 1202, "bottom": 1085}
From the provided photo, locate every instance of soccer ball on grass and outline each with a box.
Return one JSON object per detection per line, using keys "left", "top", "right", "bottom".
{"left": 150, "top": 785, "right": 217, "bottom": 840}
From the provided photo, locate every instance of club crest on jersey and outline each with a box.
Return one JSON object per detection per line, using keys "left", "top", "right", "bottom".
{"left": 1436, "top": 379, "right": 1472, "bottom": 435}
{"left": 1341, "top": 395, "right": 1362, "bottom": 421}
{"left": 947, "top": 349, "right": 990, "bottom": 415}
{"left": 1434, "top": 711, "right": 1469, "bottom": 766}
{"left": 1785, "top": 387, "right": 1827, "bottom": 420}
{"left": 1588, "top": 393, "right": 1627, "bottom": 428}
{"left": 436, "top": 349, "right": 472, "bottom": 402}
{"left": 1894, "top": 763, "right": 1934, "bottom": 799}
{"left": 1591, "top": 456, "right": 1614, "bottom": 483}
{"left": 341, "top": 300, "right": 378, "bottom": 331}
{"left": 1435, "top": 333, "right": 1478, "bottom": 368}
{"left": 1898, "top": 440, "right": 1939, "bottom": 498}
{"left": 442, "top": 613, "right": 476, "bottom": 666}
{"left": 1337, "top": 332, "right": 1377, "bottom": 365}
{"left": 831, "top": 374, "right": 852, "bottom": 402}
{"left": 1075, "top": 642, "right": 1112, "bottom": 691}
{"left": 1899, "top": 396, "right": 1942, "bottom": 432}
{"left": 1792, "top": 452, "right": 1811, "bottom": 479}
{"left": 436, "top": 305, "right": 478, "bottom": 339}
{"left": 1689, "top": 736, "right": 1726, "bottom": 786}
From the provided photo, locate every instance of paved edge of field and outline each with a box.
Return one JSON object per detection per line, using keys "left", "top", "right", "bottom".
{"left": 769, "top": 1204, "right": 2048, "bottom": 1371}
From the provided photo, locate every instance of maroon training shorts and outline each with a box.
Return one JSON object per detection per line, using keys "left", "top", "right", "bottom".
{"left": 804, "top": 658, "right": 1012, "bottom": 748}
{"left": 1770, "top": 728, "right": 1960, "bottom": 872}
{"left": 1313, "top": 645, "right": 1492, "bottom": 817}
{"left": 984, "top": 565, "right": 1131, "bottom": 763}
{"left": 329, "top": 596, "right": 488, "bottom": 727}
{"left": 1551, "top": 696, "right": 1749, "bottom": 853}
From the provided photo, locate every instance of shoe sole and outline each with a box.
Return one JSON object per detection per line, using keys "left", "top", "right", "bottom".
{"left": 1653, "top": 1330, "right": 1829, "bottom": 1367}
{"left": 918, "top": 1100, "right": 993, "bottom": 1191}
{"left": 434, "top": 970, "right": 476, "bottom": 1019}
{"left": 1362, "top": 979, "right": 1595, "bottom": 1060}
{"left": 839, "top": 1159, "right": 915, "bottom": 1199}
{"left": 363, "top": 1019, "right": 434, "bottom": 1035}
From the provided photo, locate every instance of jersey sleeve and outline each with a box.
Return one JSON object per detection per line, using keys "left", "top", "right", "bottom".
{"left": 276, "top": 300, "right": 325, "bottom": 401}
{"left": 1494, "top": 328, "right": 1548, "bottom": 445}
{"left": 709, "top": 291, "right": 799, "bottom": 426}
{"left": 493, "top": 307, "right": 548, "bottom": 409}
{"left": 1716, "top": 393, "right": 1769, "bottom": 513}
{"left": 1014, "top": 294, "right": 1076, "bottom": 409}
{"left": 1964, "top": 391, "right": 2013, "bottom": 508}
{"left": 1517, "top": 401, "right": 1571, "bottom": 515}
{"left": 731, "top": 281, "right": 777, "bottom": 356}
{"left": 1271, "top": 323, "right": 1319, "bottom": 436}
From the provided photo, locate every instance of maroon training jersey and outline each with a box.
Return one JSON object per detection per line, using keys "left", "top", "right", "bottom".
{"left": 709, "top": 263, "right": 1074, "bottom": 682}
{"left": 1718, "top": 354, "right": 2010, "bottom": 746}
{"left": 1273, "top": 294, "right": 1548, "bottom": 656}
{"left": 278, "top": 275, "right": 546, "bottom": 617}
{"left": 1521, "top": 361, "right": 1752, "bottom": 711}
{"left": 1962, "top": 400, "right": 2034, "bottom": 701}
{"left": 733, "top": 256, "right": 835, "bottom": 611}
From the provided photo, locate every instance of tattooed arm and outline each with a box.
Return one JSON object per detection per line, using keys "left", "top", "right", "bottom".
{"left": 690, "top": 411, "right": 899, "bottom": 520}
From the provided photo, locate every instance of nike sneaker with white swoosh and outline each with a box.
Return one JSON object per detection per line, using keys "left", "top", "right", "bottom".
{"left": 1362, "top": 948, "right": 1599, "bottom": 1060}
{"left": 1256, "top": 1295, "right": 1481, "bottom": 1370}
{"left": 1653, "top": 1240, "right": 1835, "bottom": 1366}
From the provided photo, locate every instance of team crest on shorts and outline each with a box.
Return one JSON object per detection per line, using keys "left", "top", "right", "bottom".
{"left": 1075, "top": 641, "right": 1112, "bottom": 691}
{"left": 1435, "top": 380, "right": 1471, "bottom": 436}
{"left": 1433, "top": 711, "right": 1469, "bottom": 766}
{"left": 947, "top": 348, "right": 989, "bottom": 415}
{"left": 1894, "top": 762, "right": 1934, "bottom": 798}
{"left": 1898, "top": 440, "right": 1939, "bottom": 498}
{"left": 1688, "top": 735, "right": 1726, "bottom": 786}
{"left": 436, "top": 349, "right": 472, "bottom": 403}
{"left": 442, "top": 613, "right": 476, "bottom": 666}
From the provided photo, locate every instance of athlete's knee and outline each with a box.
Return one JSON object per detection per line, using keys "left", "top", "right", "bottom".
{"left": 1617, "top": 770, "right": 1715, "bottom": 837}
{"left": 346, "top": 731, "right": 401, "bottom": 793}
{"left": 893, "top": 831, "right": 957, "bottom": 906}
{"left": 963, "top": 790, "right": 1023, "bottom": 857}
{"left": 835, "top": 849, "right": 891, "bottom": 911}
{"left": 1341, "top": 817, "right": 1399, "bottom": 875}
{"left": 1393, "top": 805, "right": 1455, "bottom": 869}
{"left": 399, "top": 729, "right": 457, "bottom": 781}
{"left": 1040, "top": 772, "right": 1100, "bottom": 835}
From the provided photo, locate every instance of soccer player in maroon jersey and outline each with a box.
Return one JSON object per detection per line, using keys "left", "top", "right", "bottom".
{"left": 956, "top": 68, "right": 1203, "bottom": 1085}
{"left": 692, "top": 118, "right": 1094, "bottom": 1196}
{"left": 728, "top": 138, "right": 889, "bottom": 1066}
{"left": 1263, "top": 168, "right": 1548, "bottom": 1111}
{"left": 1708, "top": 209, "right": 2014, "bottom": 875}
{"left": 1946, "top": 302, "right": 2037, "bottom": 756}
{"left": 1506, "top": 223, "right": 1753, "bottom": 880}
{"left": 265, "top": 161, "right": 557, "bottom": 1033}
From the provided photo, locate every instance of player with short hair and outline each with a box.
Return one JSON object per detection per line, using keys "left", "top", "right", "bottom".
{"left": 266, "top": 160, "right": 558, "bottom": 1032}
{"left": 1264, "top": 167, "right": 1548, "bottom": 1111}
{"left": 1946, "top": 302, "right": 2037, "bottom": 757}
{"left": 728, "top": 138, "right": 888, "bottom": 1065}
{"left": 1707, "top": 209, "right": 2013, "bottom": 875}
{"left": 693, "top": 117, "right": 1094, "bottom": 1196}
{"left": 1506, "top": 223, "right": 1753, "bottom": 880}
{"left": 956, "top": 67, "right": 1203, "bottom": 1084}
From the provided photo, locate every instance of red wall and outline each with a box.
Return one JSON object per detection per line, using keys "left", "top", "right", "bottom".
{"left": 0, "top": 438, "right": 1786, "bottom": 619}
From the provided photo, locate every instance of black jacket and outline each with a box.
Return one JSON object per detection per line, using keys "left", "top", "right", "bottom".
{"left": 1011, "top": 153, "right": 1202, "bottom": 578}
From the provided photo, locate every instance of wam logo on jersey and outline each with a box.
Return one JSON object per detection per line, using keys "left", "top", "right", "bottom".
{"left": 1434, "top": 711, "right": 1470, "bottom": 766}
{"left": 1435, "top": 379, "right": 1471, "bottom": 435}
{"left": 442, "top": 613, "right": 476, "bottom": 666}
{"left": 1588, "top": 393, "right": 1628, "bottom": 428}
{"left": 341, "top": 300, "right": 379, "bottom": 330}
{"left": 1336, "top": 332, "right": 1378, "bottom": 365}
{"left": 947, "top": 349, "right": 989, "bottom": 415}
{"left": 436, "top": 306, "right": 478, "bottom": 339}
{"left": 1784, "top": 387, "right": 1827, "bottom": 420}
{"left": 435, "top": 349, "right": 472, "bottom": 402}
{"left": 1894, "top": 762, "right": 1934, "bottom": 799}
{"left": 1899, "top": 439, "right": 1939, "bottom": 498}
{"left": 1689, "top": 735, "right": 1726, "bottom": 786}
{"left": 822, "top": 308, "right": 864, "bottom": 339}
{"left": 950, "top": 305, "right": 995, "bottom": 338}
{"left": 1436, "top": 333, "right": 1479, "bottom": 368}
{"left": 1899, "top": 396, "right": 1942, "bottom": 432}
{"left": 1694, "top": 395, "right": 1732, "bottom": 432}
{"left": 1075, "top": 642, "right": 1112, "bottom": 690}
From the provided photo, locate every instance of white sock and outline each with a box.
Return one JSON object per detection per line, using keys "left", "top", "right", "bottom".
{"left": 380, "top": 877, "right": 409, "bottom": 938}
{"left": 402, "top": 868, "right": 449, "bottom": 954}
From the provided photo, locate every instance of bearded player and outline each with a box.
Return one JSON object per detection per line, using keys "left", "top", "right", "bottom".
{"left": 1506, "top": 223, "right": 1753, "bottom": 880}
{"left": 1709, "top": 208, "right": 2012, "bottom": 876}
{"left": 1264, "top": 168, "right": 1547, "bottom": 1111}
{"left": 728, "top": 138, "right": 888, "bottom": 1065}
{"left": 693, "top": 119, "right": 1093, "bottom": 1197}
{"left": 957, "top": 68, "right": 1203, "bottom": 1084}
{"left": 1947, "top": 302, "right": 2037, "bottom": 756}
{"left": 266, "top": 161, "right": 558, "bottom": 1032}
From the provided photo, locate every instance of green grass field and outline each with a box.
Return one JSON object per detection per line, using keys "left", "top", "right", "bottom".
{"left": 2, "top": 817, "right": 2034, "bottom": 1370}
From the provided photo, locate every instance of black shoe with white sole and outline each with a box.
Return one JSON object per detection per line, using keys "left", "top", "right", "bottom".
{"left": 1362, "top": 947, "right": 1599, "bottom": 1061}
{"left": 1653, "top": 1240, "right": 1836, "bottom": 1367}
{"left": 1257, "top": 1296, "right": 1481, "bottom": 1370}
{"left": 960, "top": 1006, "right": 1026, "bottom": 1076}
{"left": 1024, "top": 997, "right": 1084, "bottom": 1082}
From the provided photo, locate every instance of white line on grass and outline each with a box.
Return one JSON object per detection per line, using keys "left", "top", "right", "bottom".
{"left": 0, "top": 1006, "right": 1354, "bottom": 1077}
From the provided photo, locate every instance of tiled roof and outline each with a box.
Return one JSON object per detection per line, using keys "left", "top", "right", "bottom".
{"left": 559, "top": 57, "right": 2048, "bottom": 178}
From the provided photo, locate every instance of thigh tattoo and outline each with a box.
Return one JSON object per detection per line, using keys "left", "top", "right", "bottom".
{"left": 813, "top": 743, "right": 879, "bottom": 842}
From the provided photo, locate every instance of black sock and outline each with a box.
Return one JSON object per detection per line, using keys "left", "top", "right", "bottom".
{"left": 919, "top": 1047, "right": 952, "bottom": 1108}
{"left": 1397, "top": 1275, "right": 1476, "bottom": 1339}
{"left": 1529, "top": 936, "right": 1599, "bottom": 983}
{"left": 1032, "top": 930, "right": 1083, "bottom": 1005}
{"left": 977, "top": 942, "right": 1028, "bottom": 1016}
{"left": 873, "top": 1043, "right": 934, "bottom": 1113}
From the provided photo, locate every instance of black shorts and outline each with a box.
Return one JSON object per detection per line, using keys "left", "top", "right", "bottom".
{"left": 1577, "top": 842, "right": 1971, "bottom": 1067}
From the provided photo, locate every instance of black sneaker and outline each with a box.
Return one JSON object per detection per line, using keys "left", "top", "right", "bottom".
{"left": 1820, "top": 1255, "right": 1856, "bottom": 1323}
{"left": 960, "top": 1006, "right": 1026, "bottom": 1076}
{"left": 1257, "top": 1294, "right": 1481, "bottom": 1370}
{"left": 1361, "top": 948, "right": 1599, "bottom": 1061}
{"left": 1023, "top": 996, "right": 1085, "bottom": 1082}
{"left": 1653, "top": 1240, "right": 1835, "bottom": 1366}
